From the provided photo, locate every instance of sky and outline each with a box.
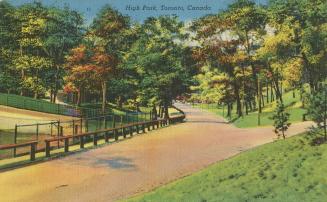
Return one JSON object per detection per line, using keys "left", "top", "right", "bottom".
{"left": 8, "top": 0, "right": 268, "bottom": 23}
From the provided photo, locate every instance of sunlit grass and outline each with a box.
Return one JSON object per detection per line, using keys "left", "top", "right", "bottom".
{"left": 125, "top": 133, "right": 327, "bottom": 202}
{"left": 193, "top": 90, "right": 307, "bottom": 128}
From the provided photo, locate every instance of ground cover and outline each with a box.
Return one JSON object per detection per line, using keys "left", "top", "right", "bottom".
{"left": 193, "top": 90, "right": 306, "bottom": 128}
{"left": 126, "top": 132, "right": 327, "bottom": 202}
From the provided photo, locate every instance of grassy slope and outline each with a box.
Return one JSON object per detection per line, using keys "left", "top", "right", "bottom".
{"left": 126, "top": 133, "right": 327, "bottom": 202}
{"left": 194, "top": 90, "right": 306, "bottom": 128}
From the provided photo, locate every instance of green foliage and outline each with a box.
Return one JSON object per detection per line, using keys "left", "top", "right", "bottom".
{"left": 123, "top": 16, "right": 190, "bottom": 110}
{"left": 307, "top": 86, "right": 327, "bottom": 140}
{"left": 270, "top": 101, "right": 291, "bottom": 139}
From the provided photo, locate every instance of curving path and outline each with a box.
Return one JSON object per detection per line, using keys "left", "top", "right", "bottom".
{"left": 0, "top": 103, "right": 313, "bottom": 202}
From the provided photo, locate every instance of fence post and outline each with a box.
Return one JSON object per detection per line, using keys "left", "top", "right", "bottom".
{"left": 57, "top": 121, "right": 60, "bottom": 148}
{"left": 105, "top": 131, "right": 109, "bottom": 143}
{"left": 50, "top": 122, "right": 53, "bottom": 136}
{"left": 93, "top": 134, "right": 98, "bottom": 146}
{"left": 80, "top": 136, "right": 84, "bottom": 148}
{"left": 72, "top": 120, "right": 75, "bottom": 135}
{"left": 14, "top": 124, "right": 17, "bottom": 157}
{"left": 80, "top": 118, "right": 83, "bottom": 133}
{"left": 129, "top": 126, "right": 133, "bottom": 136}
{"left": 142, "top": 123, "right": 146, "bottom": 133}
{"left": 60, "top": 126, "right": 63, "bottom": 136}
{"left": 36, "top": 123, "right": 39, "bottom": 140}
{"left": 114, "top": 129, "right": 118, "bottom": 141}
{"left": 123, "top": 127, "right": 126, "bottom": 138}
{"left": 147, "top": 122, "right": 151, "bottom": 131}
{"left": 45, "top": 141, "right": 50, "bottom": 157}
{"left": 120, "top": 115, "right": 123, "bottom": 135}
{"left": 64, "top": 138, "right": 69, "bottom": 152}
{"left": 136, "top": 124, "right": 139, "bottom": 134}
{"left": 30, "top": 143, "right": 36, "bottom": 161}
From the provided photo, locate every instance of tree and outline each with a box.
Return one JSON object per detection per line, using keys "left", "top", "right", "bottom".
{"left": 0, "top": 1, "right": 20, "bottom": 93}
{"left": 91, "top": 45, "right": 117, "bottom": 112}
{"left": 307, "top": 86, "right": 327, "bottom": 141}
{"left": 268, "top": 0, "right": 327, "bottom": 93}
{"left": 43, "top": 6, "right": 83, "bottom": 102}
{"left": 90, "top": 5, "right": 131, "bottom": 112}
{"left": 14, "top": 2, "right": 48, "bottom": 97}
{"left": 124, "top": 16, "right": 190, "bottom": 118}
{"left": 64, "top": 44, "right": 99, "bottom": 106}
{"left": 271, "top": 101, "right": 291, "bottom": 139}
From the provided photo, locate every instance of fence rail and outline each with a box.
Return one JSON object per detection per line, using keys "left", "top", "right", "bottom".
{"left": 1, "top": 112, "right": 152, "bottom": 158}
{"left": 0, "top": 112, "right": 186, "bottom": 162}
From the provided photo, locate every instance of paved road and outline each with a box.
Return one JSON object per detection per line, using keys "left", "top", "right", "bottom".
{"left": 0, "top": 103, "right": 313, "bottom": 202}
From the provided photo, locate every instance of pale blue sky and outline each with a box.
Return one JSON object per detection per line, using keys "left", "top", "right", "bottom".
{"left": 8, "top": 0, "right": 267, "bottom": 23}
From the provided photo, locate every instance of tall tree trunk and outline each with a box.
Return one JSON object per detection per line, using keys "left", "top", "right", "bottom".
{"left": 53, "top": 65, "right": 60, "bottom": 103}
{"left": 161, "top": 106, "right": 165, "bottom": 118}
{"left": 245, "top": 101, "right": 249, "bottom": 115}
{"left": 163, "top": 102, "right": 169, "bottom": 119}
{"left": 257, "top": 79, "right": 262, "bottom": 126}
{"left": 249, "top": 100, "right": 253, "bottom": 111}
{"left": 152, "top": 105, "right": 158, "bottom": 120}
{"left": 271, "top": 82, "right": 275, "bottom": 102}
{"left": 101, "top": 81, "right": 107, "bottom": 113}
{"left": 258, "top": 80, "right": 262, "bottom": 114}
{"left": 50, "top": 89, "right": 54, "bottom": 103}
{"left": 266, "top": 82, "right": 269, "bottom": 103}
{"left": 53, "top": 91, "right": 57, "bottom": 104}
{"left": 158, "top": 105, "right": 162, "bottom": 118}
{"left": 272, "top": 76, "right": 283, "bottom": 103}
{"left": 20, "top": 45, "right": 24, "bottom": 96}
{"left": 227, "top": 103, "right": 232, "bottom": 118}
{"left": 20, "top": 69, "right": 24, "bottom": 96}
{"left": 234, "top": 83, "right": 242, "bottom": 117}
{"left": 324, "top": 89, "right": 327, "bottom": 141}
{"left": 117, "top": 96, "right": 123, "bottom": 108}
{"left": 261, "top": 93, "right": 265, "bottom": 107}
{"left": 77, "top": 88, "right": 82, "bottom": 106}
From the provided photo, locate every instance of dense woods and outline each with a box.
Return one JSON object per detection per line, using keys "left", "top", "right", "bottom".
{"left": 0, "top": 0, "right": 326, "bottom": 120}
{"left": 190, "top": 0, "right": 326, "bottom": 119}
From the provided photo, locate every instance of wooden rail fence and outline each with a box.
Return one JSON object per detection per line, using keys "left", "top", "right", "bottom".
{"left": 0, "top": 113, "right": 185, "bottom": 161}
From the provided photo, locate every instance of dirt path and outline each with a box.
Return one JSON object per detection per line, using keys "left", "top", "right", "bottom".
{"left": 0, "top": 103, "right": 313, "bottom": 202}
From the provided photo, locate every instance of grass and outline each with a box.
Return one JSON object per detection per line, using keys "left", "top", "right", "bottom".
{"left": 193, "top": 90, "right": 307, "bottom": 128}
{"left": 125, "top": 133, "right": 327, "bottom": 202}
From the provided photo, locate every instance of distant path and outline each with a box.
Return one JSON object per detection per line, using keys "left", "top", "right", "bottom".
{"left": 0, "top": 103, "right": 313, "bottom": 202}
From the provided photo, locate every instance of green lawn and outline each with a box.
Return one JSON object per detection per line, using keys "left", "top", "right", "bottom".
{"left": 193, "top": 90, "right": 307, "bottom": 128}
{"left": 125, "top": 133, "right": 327, "bottom": 202}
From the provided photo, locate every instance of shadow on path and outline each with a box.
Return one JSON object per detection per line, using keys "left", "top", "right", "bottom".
{"left": 95, "top": 157, "right": 137, "bottom": 170}
{"left": 63, "top": 156, "right": 137, "bottom": 171}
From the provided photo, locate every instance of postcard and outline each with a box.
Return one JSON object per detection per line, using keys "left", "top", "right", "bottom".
{"left": 0, "top": 0, "right": 326, "bottom": 201}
